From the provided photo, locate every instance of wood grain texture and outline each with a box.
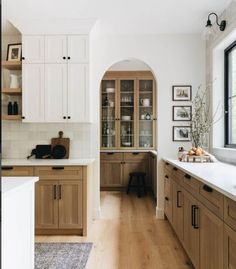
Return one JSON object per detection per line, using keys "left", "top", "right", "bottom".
{"left": 51, "top": 132, "right": 70, "bottom": 159}
{"left": 224, "top": 224, "right": 236, "bottom": 269}
{"left": 224, "top": 197, "right": 236, "bottom": 231}
{"left": 36, "top": 191, "right": 193, "bottom": 269}
{"left": 1, "top": 166, "right": 34, "bottom": 176}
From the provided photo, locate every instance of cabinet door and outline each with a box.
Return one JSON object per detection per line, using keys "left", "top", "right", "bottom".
{"left": 199, "top": 205, "right": 224, "bottom": 269}
{"left": 123, "top": 160, "right": 148, "bottom": 187}
{"left": 183, "top": 190, "right": 200, "bottom": 269}
{"left": 67, "top": 64, "right": 89, "bottom": 122}
{"left": 67, "top": 35, "right": 88, "bottom": 63}
{"left": 58, "top": 181, "right": 83, "bottom": 229}
{"left": 164, "top": 170, "right": 172, "bottom": 223}
{"left": 172, "top": 180, "right": 184, "bottom": 242}
{"left": 45, "top": 35, "right": 67, "bottom": 63}
{"left": 22, "top": 36, "right": 44, "bottom": 63}
{"left": 45, "top": 64, "right": 67, "bottom": 122}
{"left": 100, "top": 161, "right": 123, "bottom": 187}
{"left": 224, "top": 224, "right": 236, "bottom": 269}
{"left": 35, "top": 181, "right": 58, "bottom": 229}
{"left": 22, "top": 64, "right": 44, "bottom": 122}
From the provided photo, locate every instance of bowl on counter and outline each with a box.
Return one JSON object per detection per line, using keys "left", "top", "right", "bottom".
{"left": 106, "top": 88, "right": 115, "bottom": 93}
{"left": 122, "top": 142, "right": 132, "bottom": 146}
{"left": 122, "top": 115, "right": 131, "bottom": 121}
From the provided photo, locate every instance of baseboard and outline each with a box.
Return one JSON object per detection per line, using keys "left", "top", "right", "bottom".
{"left": 92, "top": 206, "right": 101, "bottom": 220}
{"left": 156, "top": 207, "right": 164, "bottom": 219}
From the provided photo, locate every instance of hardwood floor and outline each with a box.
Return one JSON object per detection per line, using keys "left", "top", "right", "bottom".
{"left": 36, "top": 191, "right": 193, "bottom": 269}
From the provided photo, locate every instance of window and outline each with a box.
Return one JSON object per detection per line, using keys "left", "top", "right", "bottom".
{"left": 225, "top": 41, "right": 236, "bottom": 147}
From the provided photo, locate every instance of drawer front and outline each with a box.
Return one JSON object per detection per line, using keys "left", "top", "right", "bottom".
{"left": 2, "top": 166, "right": 34, "bottom": 176}
{"left": 171, "top": 166, "right": 182, "bottom": 185}
{"left": 181, "top": 173, "right": 200, "bottom": 196}
{"left": 164, "top": 170, "right": 172, "bottom": 223}
{"left": 224, "top": 198, "right": 236, "bottom": 231}
{"left": 199, "top": 182, "right": 224, "bottom": 218}
{"left": 100, "top": 152, "right": 123, "bottom": 161}
{"left": 35, "top": 166, "right": 83, "bottom": 180}
{"left": 164, "top": 161, "right": 172, "bottom": 173}
{"left": 124, "top": 152, "right": 149, "bottom": 161}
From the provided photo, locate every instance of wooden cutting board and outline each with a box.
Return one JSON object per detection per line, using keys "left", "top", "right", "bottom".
{"left": 51, "top": 131, "right": 70, "bottom": 159}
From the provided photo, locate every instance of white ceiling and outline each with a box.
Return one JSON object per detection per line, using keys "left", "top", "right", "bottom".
{"left": 2, "top": 0, "right": 231, "bottom": 34}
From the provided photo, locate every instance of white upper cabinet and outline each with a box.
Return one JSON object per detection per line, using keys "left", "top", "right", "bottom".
{"left": 67, "top": 64, "right": 89, "bottom": 122}
{"left": 22, "top": 36, "right": 44, "bottom": 63}
{"left": 22, "top": 64, "right": 44, "bottom": 122}
{"left": 67, "top": 36, "right": 89, "bottom": 63}
{"left": 44, "top": 64, "right": 67, "bottom": 122}
{"left": 45, "top": 36, "right": 67, "bottom": 63}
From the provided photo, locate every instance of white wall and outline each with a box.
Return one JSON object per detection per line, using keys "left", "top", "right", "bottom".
{"left": 90, "top": 27, "right": 205, "bottom": 218}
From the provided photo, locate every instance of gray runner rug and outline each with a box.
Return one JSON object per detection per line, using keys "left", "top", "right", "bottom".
{"left": 35, "top": 243, "right": 93, "bottom": 269}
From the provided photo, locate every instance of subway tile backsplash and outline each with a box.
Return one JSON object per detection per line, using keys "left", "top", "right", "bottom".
{"left": 2, "top": 122, "right": 92, "bottom": 159}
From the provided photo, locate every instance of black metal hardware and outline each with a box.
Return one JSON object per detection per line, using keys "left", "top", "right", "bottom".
{"left": 185, "top": 174, "right": 191, "bottom": 179}
{"left": 52, "top": 166, "right": 64, "bottom": 170}
{"left": 173, "top": 167, "right": 178, "bottom": 171}
{"left": 68, "top": 116, "right": 71, "bottom": 119}
{"left": 165, "top": 197, "right": 169, "bottom": 201}
{"left": 59, "top": 185, "right": 62, "bottom": 200}
{"left": 132, "top": 152, "right": 139, "bottom": 155}
{"left": 177, "top": 191, "right": 181, "bottom": 208}
{"left": 22, "top": 116, "right": 25, "bottom": 119}
{"left": 191, "top": 205, "right": 195, "bottom": 227}
{"left": 203, "top": 184, "right": 213, "bottom": 193}
{"left": 53, "top": 185, "right": 57, "bottom": 200}
{"left": 63, "top": 116, "right": 66, "bottom": 119}
{"left": 63, "top": 56, "right": 66, "bottom": 59}
{"left": 107, "top": 152, "right": 114, "bottom": 155}
{"left": 165, "top": 175, "right": 169, "bottom": 179}
{"left": 21, "top": 57, "right": 25, "bottom": 60}
{"left": 67, "top": 56, "right": 71, "bottom": 60}
{"left": 2, "top": 166, "right": 13, "bottom": 170}
{"left": 165, "top": 162, "right": 169, "bottom": 166}
{"left": 193, "top": 206, "right": 199, "bottom": 229}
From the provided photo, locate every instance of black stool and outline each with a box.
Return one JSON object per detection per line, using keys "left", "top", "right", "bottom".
{"left": 126, "top": 172, "right": 147, "bottom": 198}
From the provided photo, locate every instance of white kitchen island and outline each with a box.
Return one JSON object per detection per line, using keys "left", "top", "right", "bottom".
{"left": 2, "top": 176, "right": 39, "bottom": 269}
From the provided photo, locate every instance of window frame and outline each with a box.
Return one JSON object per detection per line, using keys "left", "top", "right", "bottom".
{"left": 224, "top": 40, "right": 236, "bottom": 148}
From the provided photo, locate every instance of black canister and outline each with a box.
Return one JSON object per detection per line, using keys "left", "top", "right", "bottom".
{"left": 13, "top": 102, "right": 18, "bottom": 115}
{"left": 7, "top": 102, "right": 13, "bottom": 115}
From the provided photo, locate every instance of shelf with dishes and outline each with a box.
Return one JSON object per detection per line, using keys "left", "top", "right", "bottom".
{"left": 2, "top": 61, "right": 22, "bottom": 70}
{"left": 2, "top": 115, "right": 22, "bottom": 121}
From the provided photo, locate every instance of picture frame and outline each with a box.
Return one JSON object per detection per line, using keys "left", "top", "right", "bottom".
{"left": 6, "top": 43, "right": 22, "bottom": 61}
{"left": 173, "top": 126, "right": 191, "bottom": 141}
{"left": 173, "top": 106, "right": 192, "bottom": 121}
{"left": 172, "top": 85, "right": 192, "bottom": 101}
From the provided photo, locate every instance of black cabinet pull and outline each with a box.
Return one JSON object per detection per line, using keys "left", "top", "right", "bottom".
{"left": 165, "top": 175, "right": 169, "bottom": 179}
{"left": 63, "top": 116, "right": 66, "bottom": 119}
{"left": 177, "top": 191, "right": 182, "bottom": 208}
{"left": 52, "top": 166, "right": 64, "bottom": 170}
{"left": 53, "top": 185, "right": 57, "bottom": 200}
{"left": 165, "top": 197, "right": 169, "bottom": 201}
{"left": 63, "top": 56, "right": 66, "bottom": 59}
{"left": 191, "top": 205, "right": 195, "bottom": 227}
{"left": 21, "top": 57, "right": 25, "bottom": 60}
{"left": 132, "top": 152, "right": 139, "bottom": 155}
{"left": 193, "top": 206, "right": 199, "bottom": 229}
{"left": 185, "top": 174, "right": 191, "bottom": 179}
{"left": 22, "top": 116, "right": 25, "bottom": 119}
{"left": 165, "top": 162, "right": 169, "bottom": 166}
{"left": 67, "top": 56, "right": 71, "bottom": 60}
{"left": 107, "top": 152, "right": 114, "bottom": 155}
{"left": 203, "top": 185, "right": 213, "bottom": 193}
{"left": 173, "top": 167, "right": 178, "bottom": 171}
{"left": 68, "top": 116, "right": 71, "bottom": 119}
{"left": 58, "top": 185, "right": 62, "bottom": 200}
{"left": 2, "top": 166, "right": 13, "bottom": 170}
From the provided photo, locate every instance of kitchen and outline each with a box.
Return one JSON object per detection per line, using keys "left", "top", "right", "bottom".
{"left": 1, "top": 0, "right": 236, "bottom": 268}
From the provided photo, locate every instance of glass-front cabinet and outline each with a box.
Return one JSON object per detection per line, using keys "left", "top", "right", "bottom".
{"left": 101, "top": 72, "right": 156, "bottom": 150}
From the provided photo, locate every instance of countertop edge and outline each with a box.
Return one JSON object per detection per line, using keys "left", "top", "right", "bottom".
{"left": 163, "top": 158, "right": 236, "bottom": 202}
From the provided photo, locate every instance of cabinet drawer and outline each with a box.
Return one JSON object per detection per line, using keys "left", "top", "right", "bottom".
{"left": 124, "top": 152, "right": 149, "bottom": 161}
{"left": 224, "top": 224, "right": 236, "bottom": 269}
{"left": 100, "top": 152, "right": 123, "bottom": 161}
{"left": 164, "top": 172, "right": 172, "bottom": 223}
{"left": 164, "top": 161, "right": 172, "bottom": 173}
{"left": 35, "top": 166, "right": 83, "bottom": 179}
{"left": 199, "top": 182, "right": 224, "bottom": 218}
{"left": 224, "top": 197, "right": 236, "bottom": 231}
{"left": 2, "top": 166, "right": 34, "bottom": 176}
{"left": 181, "top": 173, "right": 200, "bottom": 196}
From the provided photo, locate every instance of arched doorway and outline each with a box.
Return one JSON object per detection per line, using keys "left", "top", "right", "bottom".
{"left": 99, "top": 58, "right": 158, "bottom": 205}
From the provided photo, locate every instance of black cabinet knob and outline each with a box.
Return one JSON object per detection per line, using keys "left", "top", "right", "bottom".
{"left": 63, "top": 56, "right": 66, "bottom": 60}
{"left": 165, "top": 197, "right": 169, "bottom": 201}
{"left": 63, "top": 116, "right": 66, "bottom": 119}
{"left": 68, "top": 116, "right": 71, "bottom": 119}
{"left": 22, "top": 116, "right": 25, "bottom": 119}
{"left": 21, "top": 57, "right": 25, "bottom": 60}
{"left": 68, "top": 56, "right": 71, "bottom": 60}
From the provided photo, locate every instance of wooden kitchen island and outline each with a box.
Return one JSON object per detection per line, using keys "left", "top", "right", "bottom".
{"left": 2, "top": 159, "right": 94, "bottom": 236}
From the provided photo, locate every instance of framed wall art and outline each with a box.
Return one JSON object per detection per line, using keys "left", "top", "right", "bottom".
{"left": 173, "top": 106, "right": 192, "bottom": 121}
{"left": 172, "top": 85, "right": 192, "bottom": 101}
{"left": 173, "top": 126, "right": 191, "bottom": 141}
{"left": 6, "top": 43, "right": 22, "bottom": 61}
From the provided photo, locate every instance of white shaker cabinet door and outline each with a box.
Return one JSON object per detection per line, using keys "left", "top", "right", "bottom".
{"left": 67, "top": 64, "right": 90, "bottom": 122}
{"left": 45, "top": 64, "right": 67, "bottom": 122}
{"left": 22, "top": 64, "right": 44, "bottom": 122}
{"left": 67, "top": 35, "right": 89, "bottom": 63}
{"left": 22, "top": 36, "right": 44, "bottom": 63}
{"left": 45, "top": 36, "right": 67, "bottom": 63}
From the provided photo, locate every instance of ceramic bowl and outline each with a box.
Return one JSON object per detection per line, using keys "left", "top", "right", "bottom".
{"left": 106, "top": 88, "right": 115, "bottom": 93}
{"left": 122, "top": 115, "right": 131, "bottom": 121}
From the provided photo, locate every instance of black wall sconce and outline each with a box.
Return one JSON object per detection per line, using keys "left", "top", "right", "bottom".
{"left": 206, "top": 12, "right": 226, "bottom": 32}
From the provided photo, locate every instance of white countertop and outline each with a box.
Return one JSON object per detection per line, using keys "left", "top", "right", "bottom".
{"left": 163, "top": 158, "right": 236, "bottom": 202}
{"left": 2, "top": 158, "right": 95, "bottom": 167}
{"left": 101, "top": 150, "right": 158, "bottom": 156}
{"left": 2, "top": 177, "right": 39, "bottom": 195}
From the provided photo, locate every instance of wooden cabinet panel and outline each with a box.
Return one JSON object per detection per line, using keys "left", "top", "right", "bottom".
{"left": 199, "top": 182, "right": 224, "bottom": 218}
{"left": 22, "top": 64, "right": 45, "bottom": 122}
{"left": 45, "top": 35, "right": 67, "bottom": 63}
{"left": 67, "top": 64, "right": 89, "bottom": 122}
{"left": 164, "top": 171, "right": 172, "bottom": 223}
{"left": 150, "top": 154, "right": 157, "bottom": 197}
{"left": 2, "top": 166, "right": 34, "bottom": 176}
{"left": 22, "top": 35, "right": 44, "bottom": 63}
{"left": 124, "top": 152, "right": 149, "bottom": 161}
{"left": 35, "top": 166, "right": 82, "bottom": 179}
{"left": 100, "top": 152, "right": 123, "bottom": 161}
{"left": 183, "top": 190, "right": 200, "bottom": 269}
{"left": 224, "top": 224, "right": 236, "bottom": 269}
{"left": 45, "top": 64, "right": 67, "bottom": 122}
{"left": 100, "top": 161, "right": 123, "bottom": 187}
{"left": 58, "top": 181, "right": 83, "bottom": 229}
{"left": 35, "top": 181, "right": 58, "bottom": 229}
{"left": 172, "top": 180, "right": 184, "bottom": 242}
{"left": 181, "top": 173, "right": 200, "bottom": 197}
{"left": 67, "top": 35, "right": 88, "bottom": 63}
{"left": 224, "top": 197, "right": 236, "bottom": 231}
{"left": 199, "top": 205, "right": 224, "bottom": 269}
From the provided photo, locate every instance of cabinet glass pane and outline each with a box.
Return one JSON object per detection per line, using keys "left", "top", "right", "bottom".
{"left": 139, "top": 80, "right": 154, "bottom": 148}
{"left": 120, "top": 80, "right": 134, "bottom": 147}
{"left": 101, "top": 80, "right": 116, "bottom": 148}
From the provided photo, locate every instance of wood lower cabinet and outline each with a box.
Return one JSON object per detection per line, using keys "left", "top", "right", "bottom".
{"left": 2, "top": 166, "right": 34, "bottom": 176}
{"left": 100, "top": 161, "right": 123, "bottom": 187}
{"left": 224, "top": 224, "right": 236, "bottom": 269}
{"left": 35, "top": 180, "right": 58, "bottom": 229}
{"left": 164, "top": 169, "right": 172, "bottom": 223}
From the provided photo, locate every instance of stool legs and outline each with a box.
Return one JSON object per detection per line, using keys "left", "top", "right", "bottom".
{"left": 142, "top": 175, "right": 147, "bottom": 195}
{"left": 127, "top": 175, "right": 132, "bottom": 194}
{"left": 137, "top": 176, "right": 141, "bottom": 198}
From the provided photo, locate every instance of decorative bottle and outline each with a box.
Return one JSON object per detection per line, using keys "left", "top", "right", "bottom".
{"left": 7, "top": 102, "right": 13, "bottom": 115}
{"left": 13, "top": 102, "right": 18, "bottom": 115}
